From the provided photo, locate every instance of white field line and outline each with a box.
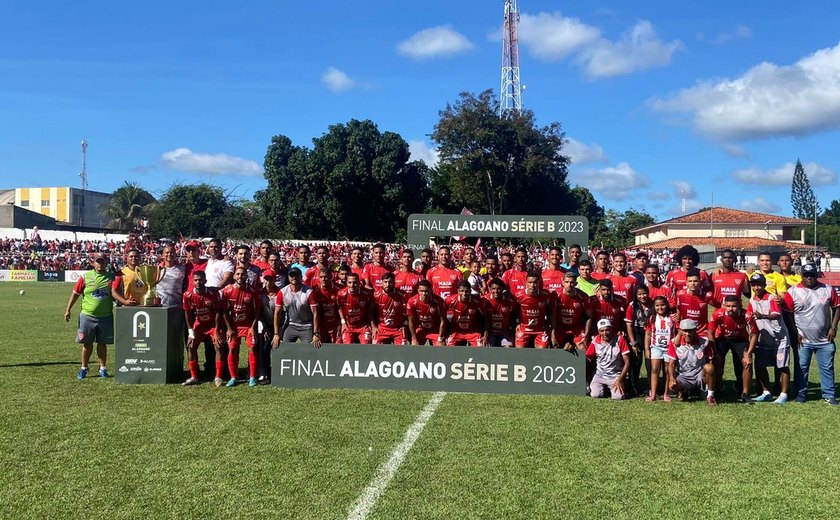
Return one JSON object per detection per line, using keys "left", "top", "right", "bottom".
{"left": 346, "top": 391, "right": 447, "bottom": 520}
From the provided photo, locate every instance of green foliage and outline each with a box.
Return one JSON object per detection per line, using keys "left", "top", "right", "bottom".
{"left": 594, "top": 208, "right": 655, "bottom": 250}
{"left": 791, "top": 159, "right": 818, "bottom": 219}
{"left": 818, "top": 199, "right": 840, "bottom": 227}
{"left": 256, "top": 120, "right": 430, "bottom": 241}
{"left": 100, "top": 181, "right": 156, "bottom": 232}
{"left": 570, "top": 185, "right": 605, "bottom": 240}
{"left": 805, "top": 224, "right": 840, "bottom": 252}
{"left": 148, "top": 183, "right": 234, "bottom": 239}
{"left": 430, "top": 90, "right": 574, "bottom": 215}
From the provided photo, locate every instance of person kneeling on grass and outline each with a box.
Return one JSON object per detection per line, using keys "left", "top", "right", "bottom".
{"left": 585, "top": 318, "right": 630, "bottom": 400}
{"left": 666, "top": 319, "right": 717, "bottom": 406}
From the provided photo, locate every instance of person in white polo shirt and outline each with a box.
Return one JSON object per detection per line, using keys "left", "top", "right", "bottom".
{"left": 665, "top": 319, "right": 718, "bottom": 406}
{"left": 585, "top": 318, "right": 630, "bottom": 400}
{"left": 783, "top": 264, "right": 840, "bottom": 405}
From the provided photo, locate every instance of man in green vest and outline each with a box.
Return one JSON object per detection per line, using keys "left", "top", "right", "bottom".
{"left": 64, "top": 253, "right": 136, "bottom": 380}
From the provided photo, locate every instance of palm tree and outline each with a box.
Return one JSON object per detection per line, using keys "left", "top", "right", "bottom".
{"left": 100, "top": 181, "right": 156, "bottom": 231}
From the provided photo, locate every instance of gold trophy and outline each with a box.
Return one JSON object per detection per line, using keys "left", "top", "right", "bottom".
{"left": 136, "top": 265, "right": 166, "bottom": 306}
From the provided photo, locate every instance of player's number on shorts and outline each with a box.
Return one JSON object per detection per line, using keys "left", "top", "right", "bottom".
{"left": 532, "top": 366, "right": 576, "bottom": 384}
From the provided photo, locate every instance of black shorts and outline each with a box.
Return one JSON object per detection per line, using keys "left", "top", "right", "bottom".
{"left": 715, "top": 339, "right": 747, "bottom": 360}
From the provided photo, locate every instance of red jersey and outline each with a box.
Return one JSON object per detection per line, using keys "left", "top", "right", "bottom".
{"left": 709, "top": 308, "right": 757, "bottom": 340}
{"left": 373, "top": 288, "right": 407, "bottom": 329}
{"left": 645, "top": 282, "right": 671, "bottom": 302}
{"left": 501, "top": 268, "right": 528, "bottom": 297}
{"left": 303, "top": 264, "right": 337, "bottom": 288}
{"left": 481, "top": 295, "right": 518, "bottom": 334}
{"left": 646, "top": 313, "right": 677, "bottom": 349}
{"left": 426, "top": 265, "right": 463, "bottom": 299}
{"left": 182, "top": 287, "right": 222, "bottom": 330}
{"left": 336, "top": 287, "right": 373, "bottom": 327}
{"left": 221, "top": 285, "right": 261, "bottom": 327}
{"left": 593, "top": 294, "right": 628, "bottom": 333}
{"left": 363, "top": 263, "right": 394, "bottom": 289}
{"left": 516, "top": 290, "right": 552, "bottom": 333}
{"left": 349, "top": 264, "right": 366, "bottom": 280}
{"left": 591, "top": 270, "right": 610, "bottom": 281}
{"left": 444, "top": 295, "right": 483, "bottom": 334}
{"left": 670, "top": 290, "right": 712, "bottom": 334}
{"left": 540, "top": 268, "right": 567, "bottom": 294}
{"left": 554, "top": 289, "right": 591, "bottom": 335}
{"left": 253, "top": 258, "right": 273, "bottom": 271}
{"left": 394, "top": 269, "right": 423, "bottom": 296}
{"left": 607, "top": 273, "right": 638, "bottom": 301}
{"left": 666, "top": 268, "right": 713, "bottom": 298}
{"left": 310, "top": 285, "right": 341, "bottom": 327}
{"left": 710, "top": 271, "right": 748, "bottom": 308}
{"left": 184, "top": 259, "right": 208, "bottom": 293}
{"left": 406, "top": 294, "right": 444, "bottom": 332}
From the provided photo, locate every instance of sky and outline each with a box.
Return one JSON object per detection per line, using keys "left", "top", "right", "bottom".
{"left": 2, "top": 1, "right": 839, "bottom": 222}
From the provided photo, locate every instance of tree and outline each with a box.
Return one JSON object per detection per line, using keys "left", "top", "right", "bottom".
{"left": 570, "top": 185, "right": 605, "bottom": 240}
{"left": 256, "top": 120, "right": 430, "bottom": 241}
{"left": 148, "top": 183, "right": 233, "bottom": 239}
{"left": 791, "top": 159, "right": 818, "bottom": 220}
{"left": 818, "top": 199, "right": 840, "bottom": 227}
{"left": 100, "top": 181, "right": 156, "bottom": 232}
{"left": 430, "top": 90, "right": 575, "bottom": 215}
{"left": 594, "top": 209, "right": 656, "bottom": 250}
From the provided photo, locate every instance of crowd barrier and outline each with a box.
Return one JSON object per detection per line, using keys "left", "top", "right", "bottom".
{"left": 0, "top": 269, "right": 80, "bottom": 282}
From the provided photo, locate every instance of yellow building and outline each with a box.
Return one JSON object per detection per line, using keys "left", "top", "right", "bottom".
{"left": 13, "top": 187, "right": 110, "bottom": 228}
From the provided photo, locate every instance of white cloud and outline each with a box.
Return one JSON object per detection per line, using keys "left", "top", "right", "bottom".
{"left": 321, "top": 66, "right": 356, "bottom": 93}
{"left": 571, "top": 161, "right": 649, "bottom": 200}
{"left": 650, "top": 42, "right": 840, "bottom": 140}
{"left": 740, "top": 197, "right": 781, "bottom": 214}
{"left": 698, "top": 24, "right": 752, "bottom": 45}
{"left": 160, "top": 148, "right": 261, "bottom": 176}
{"left": 578, "top": 21, "right": 682, "bottom": 79}
{"left": 397, "top": 25, "right": 473, "bottom": 60}
{"left": 732, "top": 161, "right": 837, "bottom": 186}
{"left": 671, "top": 180, "right": 696, "bottom": 199}
{"left": 408, "top": 140, "right": 439, "bottom": 167}
{"left": 722, "top": 143, "right": 750, "bottom": 159}
{"left": 564, "top": 138, "right": 607, "bottom": 165}
{"left": 518, "top": 12, "right": 600, "bottom": 61}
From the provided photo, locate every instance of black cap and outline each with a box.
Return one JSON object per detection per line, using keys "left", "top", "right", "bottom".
{"left": 801, "top": 264, "right": 818, "bottom": 277}
{"left": 288, "top": 267, "right": 303, "bottom": 278}
{"left": 749, "top": 273, "right": 766, "bottom": 285}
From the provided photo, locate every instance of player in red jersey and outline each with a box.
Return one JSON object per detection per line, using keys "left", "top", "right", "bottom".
{"left": 552, "top": 272, "right": 592, "bottom": 351}
{"left": 304, "top": 245, "right": 336, "bottom": 288}
{"left": 665, "top": 245, "right": 713, "bottom": 297}
{"left": 335, "top": 264, "right": 350, "bottom": 289}
{"left": 415, "top": 248, "right": 433, "bottom": 277}
{"left": 363, "top": 243, "right": 394, "bottom": 290}
{"left": 181, "top": 270, "right": 223, "bottom": 385}
{"left": 348, "top": 246, "right": 367, "bottom": 279}
{"left": 607, "top": 252, "right": 639, "bottom": 301}
{"left": 592, "top": 279, "right": 628, "bottom": 338}
{"left": 515, "top": 273, "right": 552, "bottom": 348}
{"left": 643, "top": 263, "right": 670, "bottom": 301}
{"left": 501, "top": 247, "right": 529, "bottom": 297}
{"left": 591, "top": 250, "right": 611, "bottom": 280}
{"left": 541, "top": 246, "right": 567, "bottom": 294}
{"left": 183, "top": 240, "right": 207, "bottom": 293}
{"left": 709, "top": 295, "right": 759, "bottom": 401}
{"left": 481, "top": 278, "right": 518, "bottom": 347}
{"left": 670, "top": 268, "right": 712, "bottom": 337}
{"left": 372, "top": 272, "right": 407, "bottom": 344}
{"left": 234, "top": 244, "right": 263, "bottom": 291}
{"left": 221, "top": 266, "right": 262, "bottom": 387}
{"left": 500, "top": 252, "right": 514, "bottom": 274}
{"left": 252, "top": 240, "right": 274, "bottom": 271}
{"left": 710, "top": 248, "right": 748, "bottom": 308}
{"left": 311, "top": 269, "right": 342, "bottom": 343}
{"left": 629, "top": 251, "right": 648, "bottom": 286}
{"left": 407, "top": 280, "right": 446, "bottom": 345}
{"left": 426, "top": 246, "right": 463, "bottom": 299}
{"left": 395, "top": 249, "right": 423, "bottom": 296}
{"left": 336, "top": 272, "right": 373, "bottom": 344}
{"left": 444, "top": 281, "right": 484, "bottom": 346}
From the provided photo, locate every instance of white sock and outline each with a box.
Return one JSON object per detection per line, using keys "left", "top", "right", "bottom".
{"left": 779, "top": 392, "right": 788, "bottom": 398}
{"left": 761, "top": 390, "right": 771, "bottom": 396}
{"left": 707, "top": 390, "right": 714, "bottom": 397}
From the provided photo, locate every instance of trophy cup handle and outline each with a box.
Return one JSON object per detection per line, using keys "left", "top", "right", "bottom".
{"left": 157, "top": 266, "right": 167, "bottom": 283}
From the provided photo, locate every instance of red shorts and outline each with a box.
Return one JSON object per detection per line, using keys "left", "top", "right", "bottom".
{"left": 375, "top": 327, "right": 406, "bottom": 345}
{"left": 555, "top": 331, "right": 586, "bottom": 349}
{"left": 320, "top": 323, "right": 342, "bottom": 344}
{"left": 515, "top": 327, "right": 550, "bottom": 348}
{"left": 228, "top": 326, "right": 255, "bottom": 349}
{"left": 192, "top": 327, "right": 217, "bottom": 345}
{"left": 446, "top": 332, "right": 483, "bottom": 347}
{"left": 342, "top": 325, "right": 372, "bottom": 344}
{"left": 414, "top": 331, "right": 442, "bottom": 345}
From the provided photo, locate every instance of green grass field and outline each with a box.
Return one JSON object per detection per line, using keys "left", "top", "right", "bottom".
{"left": 2, "top": 282, "right": 840, "bottom": 519}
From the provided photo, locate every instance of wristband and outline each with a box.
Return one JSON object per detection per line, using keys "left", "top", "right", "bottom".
{"left": 187, "top": 329, "right": 195, "bottom": 339}
{"left": 341, "top": 319, "right": 346, "bottom": 324}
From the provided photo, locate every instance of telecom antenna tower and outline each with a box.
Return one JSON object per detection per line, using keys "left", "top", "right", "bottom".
{"left": 500, "top": 0, "right": 522, "bottom": 115}
{"left": 79, "top": 138, "right": 88, "bottom": 226}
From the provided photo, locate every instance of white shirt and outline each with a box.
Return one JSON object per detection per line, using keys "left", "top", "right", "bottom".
{"left": 205, "top": 257, "right": 234, "bottom": 288}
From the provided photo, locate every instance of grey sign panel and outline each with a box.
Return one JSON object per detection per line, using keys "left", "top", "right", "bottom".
{"left": 115, "top": 306, "right": 184, "bottom": 384}
{"left": 271, "top": 343, "right": 586, "bottom": 396}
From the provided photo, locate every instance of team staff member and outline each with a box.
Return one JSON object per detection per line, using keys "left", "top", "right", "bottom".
{"left": 783, "top": 264, "right": 840, "bottom": 404}
{"left": 120, "top": 248, "right": 146, "bottom": 303}
{"left": 747, "top": 273, "right": 791, "bottom": 404}
{"left": 271, "top": 268, "right": 320, "bottom": 347}
{"left": 665, "top": 319, "right": 717, "bottom": 406}
{"left": 204, "top": 238, "right": 234, "bottom": 289}
{"left": 65, "top": 253, "right": 136, "bottom": 380}
{"left": 156, "top": 243, "right": 186, "bottom": 307}
{"left": 586, "top": 319, "right": 630, "bottom": 400}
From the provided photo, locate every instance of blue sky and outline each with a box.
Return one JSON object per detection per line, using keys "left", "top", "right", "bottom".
{"left": 2, "top": 1, "right": 839, "bottom": 221}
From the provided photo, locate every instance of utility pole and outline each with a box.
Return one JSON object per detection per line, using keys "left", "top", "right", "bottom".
{"left": 499, "top": 0, "right": 522, "bottom": 115}
{"left": 79, "top": 138, "right": 88, "bottom": 226}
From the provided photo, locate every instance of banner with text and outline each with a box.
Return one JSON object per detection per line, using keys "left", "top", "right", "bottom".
{"left": 9, "top": 270, "right": 38, "bottom": 282}
{"left": 64, "top": 270, "right": 88, "bottom": 283}
{"left": 272, "top": 343, "right": 585, "bottom": 396}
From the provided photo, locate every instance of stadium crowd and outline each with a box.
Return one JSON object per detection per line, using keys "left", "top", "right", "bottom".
{"left": 61, "top": 237, "right": 840, "bottom": 408}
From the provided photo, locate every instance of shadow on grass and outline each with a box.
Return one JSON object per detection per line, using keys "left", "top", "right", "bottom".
{"left": 0, "top": 361, "right": 78, "bottom": 368}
